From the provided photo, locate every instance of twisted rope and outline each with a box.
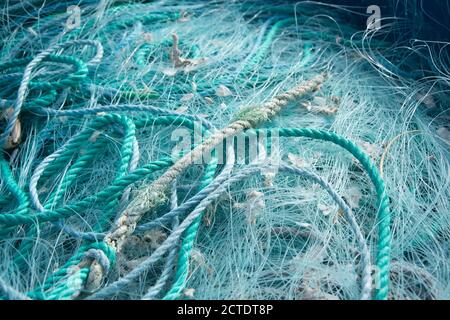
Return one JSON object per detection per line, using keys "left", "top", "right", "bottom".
{"left": 142, "top": 180, "right": 179, "bottom": 300}
{"left": 252, "top": 127, "right": 391, "bottom": 300}
{"left": 103, "top": 74, "right": 326, "bottom": 253}
{"left": 0, "top": 277, "right": 31, "bottom": 300}
{"left": 0, "top": 39, "right": 103, "bottom": 149}
{"left": 89, "top": 163, "right": 371, "bottom": 299}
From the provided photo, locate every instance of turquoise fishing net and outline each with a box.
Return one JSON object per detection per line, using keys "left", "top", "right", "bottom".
{"left": 0, "top": 0, "right": 448, "bottom": 300}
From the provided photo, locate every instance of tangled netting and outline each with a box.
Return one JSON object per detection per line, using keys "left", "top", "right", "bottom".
{"left": 0, "top": 0, "right": 449, "bottom": 300}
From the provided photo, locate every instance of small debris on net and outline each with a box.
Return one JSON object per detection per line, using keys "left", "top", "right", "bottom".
{"left": 346, "top": 186, "right": 362, "bottom": 209}
{"left": 216, "top": 84, "right": 233, "bottom": 97}
{"left": 204, "top": 96, "right": 214, "bottom": 105}
{"left": 181, "top": 93, "right": 195, "bottom": 102}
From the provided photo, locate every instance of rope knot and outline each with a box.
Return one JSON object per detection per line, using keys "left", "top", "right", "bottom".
{"left": 82, "top": 246, "right": 115, "bottom": 293}
{"left": 84, "top": 248, "right": 111, "bottom": 274}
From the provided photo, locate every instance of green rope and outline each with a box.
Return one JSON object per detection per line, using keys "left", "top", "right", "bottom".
{"left": 255, "top": 127, "right": 391, "bottom": 300}
{"left": 164, "top": 127, "right": 391, "bottom": 300}
{"left": 21, "top": 115, "right": 212, "bottom": 299}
